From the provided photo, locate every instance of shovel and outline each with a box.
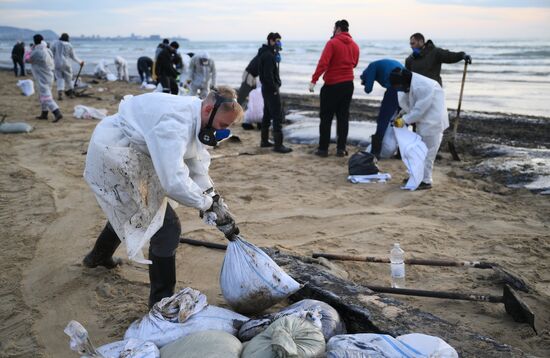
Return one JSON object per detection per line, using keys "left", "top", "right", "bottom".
{"left": 366, "top": 284, "right": 536, "bottom": 332}
{"left": 312, "top": 252, "right": 529, "bottom": 293}
{"left": 448, "top": 61, "right": 468, "bottom": 161}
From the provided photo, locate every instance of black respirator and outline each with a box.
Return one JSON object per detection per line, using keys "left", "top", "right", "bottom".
{"left": 198, "top": 93, "right": 235, "bottom": 146}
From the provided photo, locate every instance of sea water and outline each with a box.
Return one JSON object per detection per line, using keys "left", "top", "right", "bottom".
{"left": 1, "top": 38, "right": 549, "bottom": 117}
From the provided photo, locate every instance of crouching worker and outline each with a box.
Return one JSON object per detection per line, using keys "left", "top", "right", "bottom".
{"left": 389, "top": 68, "right": 449, "bottom": 190}
{"left": 83, "top": 86, "right": 243, "bottom": 307}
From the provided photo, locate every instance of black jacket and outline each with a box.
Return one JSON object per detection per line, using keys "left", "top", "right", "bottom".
{"left": 11, "top": 43, "right": 24, "bottom": 61}
{"left": 405, "top": 40, "right": 464, "bottom": 86}
{"left": 258, "top": 44, "right": 281, "bottom": 93}
{"left": 137, "top": 56, "right": 153, "bottom": 72}
{"left": 156, "top": 47, "right": 179, "bottom": 78}
{"left": 245, "top": 48, "right": 262, "bottom": 77}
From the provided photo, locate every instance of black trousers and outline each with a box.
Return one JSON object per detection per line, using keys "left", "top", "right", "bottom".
{"left": 318, "top": 81, "right": 354, "bottom": 151}
{"left": 159, "top": 75, "right": 178, "bottom": 95}
{"left": 261, "top": 88, "right": 283, "bottom": 134}
{"left": 101, "top": 204, "right": 181, "bottom": 258}
{"left": 12, "top": 58, "right": 25, "bottom": 76}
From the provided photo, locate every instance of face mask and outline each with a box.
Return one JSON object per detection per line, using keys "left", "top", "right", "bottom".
{"left": 200, "top": 58, "right": 209, "bottom": 66}
{"left": 275, "top": 40, "right": 282, "bottom": 51}
{"left": 411, "top": 47, "right": 421, "bottom": 58}
{"left": 198, "top": 94, "right": 236, "bottom": 146}
{"left": 215, "top": 129, "right": 231, "bottom": 142}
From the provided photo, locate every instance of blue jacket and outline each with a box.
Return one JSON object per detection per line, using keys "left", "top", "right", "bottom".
{"left": 360, "top": 59, "right": 404, "bottom": 93}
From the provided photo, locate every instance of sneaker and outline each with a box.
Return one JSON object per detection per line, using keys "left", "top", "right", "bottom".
{"left": 336, "top": 149, "right": 348, "bottom": 157}
{"left": 314, "top": 149, "right": 328, "bottom": 157}
{"left": 417, "top": 182, "right": 432, "bottom": 190}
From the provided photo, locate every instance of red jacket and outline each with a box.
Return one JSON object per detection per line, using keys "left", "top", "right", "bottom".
{"left": 311, "top": 32, "right": 360, "bottom": 85}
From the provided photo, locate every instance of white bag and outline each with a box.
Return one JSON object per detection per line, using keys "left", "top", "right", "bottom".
{"left": 160, "top": 330, "right": 242, "bottom": 358}
{"left": 327, "top": 333, "right": 458, "bottom": 358}
{"left": 73, "top": 105, "right": 108, "bottom": 120}
{"left": 17, "top": 79, "right": 34, "bottom": 96}
{"left": 106, "top": 73, "right": 117, "bottom": 81}
{"left": 0, "top": 122, "right": 33, "bottom": 133}
{"left": 220, "top": 236, "right": 301, "bottom": 314}
{"left": 243, "top": 84, "right": 264, "bottom": 124}
{"left": 124, "top": 288, "right": 248, "bottom": 348}
{"left": 64, "top": 320, "right": 159, "bottom": 358}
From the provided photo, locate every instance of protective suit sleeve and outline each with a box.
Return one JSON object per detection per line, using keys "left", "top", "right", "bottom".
{"left": 403, "top": 82, "right": 435, "bottom": 124}
{"left": 210, "top": 61, "right": 217, "bottom": 87}
{"left": 188, "top": 57, "right": 196, "bottom": 82}
{"left": 436, "top": 48, "right": 465, "bottom": 64}
{"left": 143, "top": 113, "right": 213, "bottom": 211}
{"left": 360, "top": 64, "right": 375, "bottom": 94}
{"left": 185, "top": 145, "right": 214, "bottom": 192}
{"left": 311, "top": 41, "right": 333, "bottom": 84}
{"left": 68, "top": 44, "right": 81, "bottom": 64}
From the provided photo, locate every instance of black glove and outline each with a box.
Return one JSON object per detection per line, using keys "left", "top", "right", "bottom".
{"left": 463, "top": 54, "right": 472, "bottom": 65}
{"left": 201, "top": 195, "right": 239, "bottom": 240}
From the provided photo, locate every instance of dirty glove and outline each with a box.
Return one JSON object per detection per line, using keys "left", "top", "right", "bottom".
{"left": 308, "top": 82, "right": 315, "bottom": 93}
{"left": 210, "top": 85, "right": 215, "bottom": 90}
{"left": 200, "top": 195, "right": 239, "bottom": 240}
{"left": 393, "top": 117, "right": 405, "bottom": 128}
{"left": 463, "top": 54, "right": 472, "bottom": 65}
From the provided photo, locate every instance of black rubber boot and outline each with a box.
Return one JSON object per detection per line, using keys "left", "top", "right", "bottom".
{"left": 36, "top": 111, "right": 48, "bottom": 120}
{"left": 273, "top": 132, "right": 292, "bottom": 153}
{"left": 66, "top": 89, "right": 75, "bottom": 99}
{"left": 260, "top": 126, "right": 274, "bottom": 147}
{"left": 52, "top": 109, "right": 63, "bottom": 123}
{"left": 148, "top": 252, "right": 176, "bottom": 308}
{"left": 58, "top": 90, "right": 63, "bottom": 101}
{"left": 83, "top": 224, "right": 122, "bottom": 269}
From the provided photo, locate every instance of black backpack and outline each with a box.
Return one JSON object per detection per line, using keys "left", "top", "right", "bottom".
{"left": 348, "top": 151, "right": 379, "bottom": 175}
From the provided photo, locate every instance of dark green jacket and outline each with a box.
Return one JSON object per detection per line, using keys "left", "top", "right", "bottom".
{"left": 405, "top": 40, "right": 464, "bottom": 86}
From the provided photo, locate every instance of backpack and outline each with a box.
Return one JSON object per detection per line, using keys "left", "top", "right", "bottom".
{"left": 348, "top": 151, "right": 379, "bottom": 175}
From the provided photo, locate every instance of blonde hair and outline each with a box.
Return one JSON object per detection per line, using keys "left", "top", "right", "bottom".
{"left": 207, "top": 85, "right": 243, "bottom": 123}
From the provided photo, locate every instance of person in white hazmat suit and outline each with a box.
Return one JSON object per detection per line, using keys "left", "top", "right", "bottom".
{"left": 187, "top": 52, "right": 216, "bottom": 99}
{"left": 82, "top": 86, "right": 243, "bottom": 307}
{"left": 114, "top": 55, "right": 130, "bottom": 82}
{"left": 389, "top": 68, "right": 449, "bottom": 190}
{"left": 51, "top": 33, "right": 84, "bottom": 100}
{"left": 28, "top": 34, "right": 63, "bottom": 122}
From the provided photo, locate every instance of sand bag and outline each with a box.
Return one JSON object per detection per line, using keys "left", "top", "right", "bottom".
{"left": 160, "top": 330, "right": 242, "bottom": 358}
{"left": 124, "top": 288, "right": 248, "bottom": 348}
{"left": 64, "top": 321, "right": 159, "bottom": 358}
{"left": 241, "top": 316, "right": 326, "bottom": 358}
{"left": 239, "top": 299, "right": 346, "bottom": 342}
{"left": 74, "top": 105, "right": 108, "bottom": 120}
{"left": 17, "top": 79, "right": 34, "bottom": 96}
{"left": 327, "top": 333, "right": 458, "bottom": 358}
{"left": 220, "top": 236, "right": 301, "bottom": 315}
{"left": 0, "top": 122, "right": 33, "bottom": 133}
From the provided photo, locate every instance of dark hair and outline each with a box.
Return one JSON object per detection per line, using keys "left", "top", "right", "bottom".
{"left": 170, "top": 41, "right": 179, "bottom": 49}
{"left": 267, "top": 32, "right": 281, "bottom": 42}
{"left": 410, "top": 33, "right": 425, "bottom": 42}
{"left": 163, "top": 38, "right": 169, "bottom": 44}
{"left": 33, "top": 34, "right": 44, "bottom": 45}
{"left": 60, "top": 33, "right": 69, "bottom": 41}
{"left": 335, "top": 19, "right": 349, "bottom": 32}
{"left": 389, "top": 67, "right": 412, "bottom": 87}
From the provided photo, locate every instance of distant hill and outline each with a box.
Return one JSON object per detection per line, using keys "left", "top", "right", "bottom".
{"left": 0, "top": 26, "right": 58, "bottom": 42}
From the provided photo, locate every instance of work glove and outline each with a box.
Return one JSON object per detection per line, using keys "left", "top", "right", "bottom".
{"left": 80, "top": 61, "right": 85, "bottom": 66}
{"left": 463, "top": 54, "right": 472, "bottom": 65}
{"left": 393, "top": 117, "right": 405, "bottom": 128}
{"left": 210, "top": 85, "right": 215, "bottom": 90}
{"left": 200, "top": 195, "right": 239, "bottom": 240}
{"left": 308, "top": 82, "right": 315, "bottom": 93}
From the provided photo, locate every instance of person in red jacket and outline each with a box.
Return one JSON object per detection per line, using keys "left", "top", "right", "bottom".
{"left": 309, "top": 19, "right": 360, "bottom": 157}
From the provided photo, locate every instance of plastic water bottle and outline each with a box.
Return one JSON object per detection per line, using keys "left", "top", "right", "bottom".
{"left": 390, "top": 243, "right": 405, "bottom": 288}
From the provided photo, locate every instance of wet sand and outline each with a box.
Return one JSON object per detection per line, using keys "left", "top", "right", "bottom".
{"left": 0, "top": 70, "right": 549, "bottom": 357}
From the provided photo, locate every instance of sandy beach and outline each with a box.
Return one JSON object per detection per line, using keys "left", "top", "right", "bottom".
{"left": 0, "top": 70, "right": 549, "bottom": 357}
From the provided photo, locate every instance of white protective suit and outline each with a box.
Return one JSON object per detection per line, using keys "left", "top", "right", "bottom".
{"left": 29, "top": 42, "right": 59, "bottom": 112}
{"left": 398, "top": 73, "right": 449, "bottom": 184}
{"left": 243, "top": 82, "right": 264, "bottom": 125}
{"left": 84, "top": 93, "right": 214, "bottom": 263}
{"left": 114, "top": 56, "right": 129, "bottom": 82}
{"left": 51, "top": 40, "right": 81, "bottom": 91}
{"left": 188, "top": 52, "right": 216, "bottom": 99}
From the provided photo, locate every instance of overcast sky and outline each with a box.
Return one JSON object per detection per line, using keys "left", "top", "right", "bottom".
{"left": 1, "top": 0, "right": 549, "bottom": 40}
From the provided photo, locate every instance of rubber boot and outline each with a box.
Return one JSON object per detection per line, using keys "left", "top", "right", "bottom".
{"left": 36, "top": 111, "right": 48, "bottom": 120}
{"left": 58, "top": 90, "right": 63, "bottom": 101}
{"left": 260, "top": 126, "right": 273, "bottom": 147}
{"left": 66, "top": 89, "right": 75, "bottom": 99}
{"left": 83, "top": 224, "right": 122, "bottom": 269}
{"left": 148, "top": 252, "right": 176, "bottom": 308}
{"left": 52, "top": 109, "right": 63, "bottom": 123}
{"left": 273, "top": 132, "right": 292, "bottom": 153}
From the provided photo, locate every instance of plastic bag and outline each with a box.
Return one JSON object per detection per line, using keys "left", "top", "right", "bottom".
{"left": 241, "top": 316, "right": 326, "bottom": 358}
{"left": 239, "top": 299, "right": 346, "bottom": 342}
{"left": 243, "top": 84, "right": 264, "bottom": 124}
{"left": 220, "top": 236, "right": 301, "bottom": 315}
{"left": 106, "top": 73, "right": 117, "bottom": 81}
{"left": 160, "top": 330, "right": 242, "bottom": 358}
{"left": 74, "top": 105, "right": 108, "bottom": 120}
{"left": 0, "top": 122, "right": 33, "bottom": 133}
{"left": 17, "top": 79, "right": 34, "bottom": 96}
{"left": 124, "top": 288, "right": 248, "bottom": 348}
{"left": 64, "top": 320, "right": 159, "bottom": 358}
{"left": 326, "top": 333, "right": 458, "bottom": 358}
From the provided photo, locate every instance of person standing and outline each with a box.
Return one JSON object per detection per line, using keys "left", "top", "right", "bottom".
{"left": 187, "top": 52, "right": 217, "bottom": 99}
{"left": 114, "top": 56, "right": 129, "bottom": 82}
{"left": 28, "top": 34, "right": 63, "bottom": 122}
{"left": 389, "top": 68, "right": 449, "bottom": 190}
{"left": 406, "top": 33, "right": 471, "bottom": 87}
{"left": 51, "top": 33, "right": 84, "bottom": 100}
{"left": 155, "top": 41, "right": 180, "bottom": 95}
{"left": 258, "top": 32, "right": 292, "bottom": 154}
{"left": 360, "top": 59, "right": 404, "bottom": 158}
{"left": 309, "top": 20, "right": 359, "bottom": 157}
{"left": 11, "top": 41, "right": 26, "bottom": 76}
{"left": 83, "top": 86, "right": 243, "bottom": 307}
{"left": 137, "top": 56, "right": 153, "bottom": 83}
